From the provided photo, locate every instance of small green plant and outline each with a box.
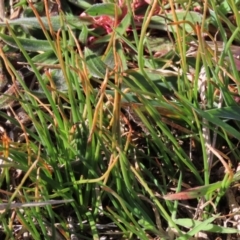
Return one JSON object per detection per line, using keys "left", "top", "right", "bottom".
{"left": 0, "top": 0, "right": 240, "bottom": 239}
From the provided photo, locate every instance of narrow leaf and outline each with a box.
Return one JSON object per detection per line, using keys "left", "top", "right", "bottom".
{"left": 86, "top": 3, "right": 122, "bottom": 17}
{"left": 148, "top": 11, "right": 204, "bottom": 34}
{"left": 0, "top": 15, "right": 91, "bottom": 30}
{"left": 175, "top": 218, "right": 240, "bottom": 234}
{"left": 84, "top": 47, "right": 108, "bottom": 78}
{"left": 176, "top": 94, "right": 240, "bottom": 139}
{"left": 0, "top": 199, "right": 73, "bottom": 210}
{"left": 0, "top": 33, "right": 52, "bottom": 52}
{"left": 116, "top": 13, "right": 131, "bottom": 36}
{"left": 206, "top": 106, "right": 240, "bottom": 120}
{"left": 163, "top": 181, "right": 222, "bottom": 200}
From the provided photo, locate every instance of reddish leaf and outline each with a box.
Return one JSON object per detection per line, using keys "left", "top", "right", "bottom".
{"left": 163, "top": 181, "right": 222, "bottom": 200}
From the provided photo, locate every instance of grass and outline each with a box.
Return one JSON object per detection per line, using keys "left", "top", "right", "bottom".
{"left": 0, "top": 0, "right": 240, "bottom": 239}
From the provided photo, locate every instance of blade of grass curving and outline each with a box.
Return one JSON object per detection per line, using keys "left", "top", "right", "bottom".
{"left": 44, "top": 0, "right": 54, "bottom": 37}
{"left": 68, "top": 27, "right": 88, "bottom": 116}
{"left": 23, "top": 192, "right": 53, "bottom": 239}
{"left": 210, "top": 2, "right": 240, "bottom": 93}
{"left": 5, "top": 24, "right": 65, "bottom": 151}
{"left": 213, "top": 171, "right": 233, "bottom": 210}
{"left": 192, "top": 107, "right": 210, "bottom": 188}
{"left": 41, "top": 205, "right": 57, "bottom": 239}
{"left": 103, "top": 187, "right": 149, "bottom": 239}
{"left": 107, "top": 207, "right": 148, "bottom": 239}
{"left": 1, "top": 13, "right": 83, "bottom": 234}
{"left": 137, "top": 0, "right": 166, "bottom": 98}
{"left": 171, "top": 172, "right": 183, "bottom": 220}
{"left": 131, "top": 97, "right": 202, "bottom": 183}
{"left": 176, "top": 93, "right": 240, "bottom": 139}
{"left": 125, "top": 0, "right": 139, "bottom": 47}
{"left": 188, "top": 25, "right": 212, "bottom": 187}
{"left": 118, "top": 149, "right": 133, "bottom": 191}
{"left": 122, "top": 105, "right": 176, "bottom": 174}
{"left": 221, "top": 128, "right": 240, "bottom": 161}
{"left": 16, "top": 209, "right": 42, "bottom": 239}
{"left": 103, "top": 209, "right": 129, "bottom": 235}
{"left": 137, "top": 158, "right": 168, "bottom": 194}
{"left": 130, "top": 166, "right": 182, "bottom": 235}
{"left": 0, "top": 217, "right": 14, "bottom": 239}
{"left": 60, "top": 23, "right": 80, "bottom": 124}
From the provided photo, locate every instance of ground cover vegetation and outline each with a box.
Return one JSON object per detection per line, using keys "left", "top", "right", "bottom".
{"left": 0, "top": 0, "right": 240, "bottom": 239}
